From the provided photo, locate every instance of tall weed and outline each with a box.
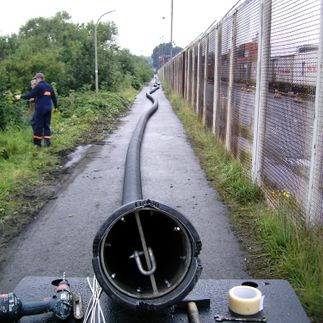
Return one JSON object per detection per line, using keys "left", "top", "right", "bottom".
{"left": 0, "top": 89, "right": 134, "bottom": 222}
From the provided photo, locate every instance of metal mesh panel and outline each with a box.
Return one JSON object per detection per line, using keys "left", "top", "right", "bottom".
{"left": 174, "top": 57, "right": 178, "bottom": 93}
{"left": 310, "top": 37, "right": 323, "bottom": 223}
{"left": 178, "top": 55, "right": 183, "bottom": 95}
{"left": 231, "top": 0, "right": 260, "bottom": 167}
{"left": 158, "top": 0, "right": 323, "bottom": 224}
{"left": 260, "top": 0, "right": 320, "bottom": 219}
{"left": 319, "top": 76, "right": 323, "bottom": 223}
{"left": 184, "top": 51, "right": 188, "bottom": 100}
{"left": 197, "top": 42, "right": 202, "bottom": 116}
{"left": 193, "top": 45, "right": 199, "bottom": 108}
{"left": 170, "top": 63, "right": 174, "bottom": 89}
{"left": 217, "top": 17, "right": 233, "bottom": 143}
{"left": 187, "top": 48, "right": 193, "bottom": 102}
{"left": 206, "top": 29, "right": 216, "bottom": 129}
{"left": 198, "top": 38, "right": 207, "bottom": 119}
{"left": 181, "top": 53, "right": 186, "bottom": 96}
{"left": 320, "top": 148, "right": 323, "bottom": 222}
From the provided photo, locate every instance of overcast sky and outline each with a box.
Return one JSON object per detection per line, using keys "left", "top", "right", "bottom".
{"left": 0, "top": 0, "right": 241, "bottom": 56}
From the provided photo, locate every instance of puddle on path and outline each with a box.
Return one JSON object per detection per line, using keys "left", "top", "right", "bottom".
{"left": 64, "top": 144, "right": 92, "bottom": 169}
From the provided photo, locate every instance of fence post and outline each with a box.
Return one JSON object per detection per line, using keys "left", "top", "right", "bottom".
{"left": 161, "top": 66, "right": 164, "bottom": 82}
{"left": 182, "top": 54, "right": 185, "bottom": 98}
{"left": 174, "top": 58, "right": 177, "bottom": 93}
{"left": 175, "top": 59, "right": 178, "bottom": 92}
{"left": 191, "top": 49, "right": 193, "bottom": 103}
{"left": 173, "top": 59, "right": 176, "bottom": 90}
{"left": 251, "top": 0, "right": 272, "bottom": 184}
{"left": 185, "top": 51, "right": 188, "bottom": 101}
{"left": 213, "top": 24, "right": 222, "bottom": 135}
{"left": 185, "top": 49, "right": 190, "bottom": 102}
{"left": 179, "top": 55, "right": 181, "bottom": 95}
{"left": 171, "top": 60, "right": 174, "bottom": 91}
{"left": 225, "top": 12, "right": 238, "bottom": 152}
{"left": 196, "top": 42, "right": 201, "bottom": 113}
{"left": 191, "top": 46, "right": 196, "bottom": 108}
{"left": 306, "top": 1, "right": 323, "bottom": 225}
{"left": 176, "top": 56, "right": 182, "bottom": 94}
{"left": 203, "top": 38, "right": 209, "bottom": 126}
{"left": 184, "top": 52, "right": 186, "bottom": 99}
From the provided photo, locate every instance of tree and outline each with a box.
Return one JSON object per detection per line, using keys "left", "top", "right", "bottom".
{"left": 151, "top": 42, "right": 183, "bottom": 69}
{"left": 0, "top": 11, "right": 153, "bottom": 99}
{"left": 0, "top": 35, "right": 19, "bottom": 61}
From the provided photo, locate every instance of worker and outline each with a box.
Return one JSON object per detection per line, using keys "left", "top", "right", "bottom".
{"left": 15, "top": 72, "right": 58, "bottom": 147}
{"left": 29, "top": 77, "right": 37, "bottom": 133}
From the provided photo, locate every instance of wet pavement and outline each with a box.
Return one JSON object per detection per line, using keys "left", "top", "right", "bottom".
{"left": 0, "top": 84, "right": 248, "bottom": 292}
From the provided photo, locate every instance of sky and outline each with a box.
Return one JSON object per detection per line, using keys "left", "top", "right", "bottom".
{"left": 0, "top": 0, "right": 241, "bottom": 57}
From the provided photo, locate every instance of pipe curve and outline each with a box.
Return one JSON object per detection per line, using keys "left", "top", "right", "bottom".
{"left": 122, "top": 84, "right": 160, "bottom": 204}
{"left": 93, "top": 79, "right": 202, "bottom": 311}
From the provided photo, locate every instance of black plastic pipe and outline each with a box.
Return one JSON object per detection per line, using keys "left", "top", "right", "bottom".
{"left": 92, "top": 81, "right": 202, "bottom": 311}
{"left": 122, "top": 85, "right": 160, "bottom": 204}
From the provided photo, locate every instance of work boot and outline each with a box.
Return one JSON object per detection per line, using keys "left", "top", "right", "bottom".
{"left": 44, "top": 139, "right": 51, "bottom": 147}
{"left": 33, "top": 138, "right": 42, "bottom": 147}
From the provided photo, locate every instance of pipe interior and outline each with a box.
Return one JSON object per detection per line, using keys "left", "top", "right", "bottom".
{"left": 99, "top": 208, "right": 192, "bottom": 299}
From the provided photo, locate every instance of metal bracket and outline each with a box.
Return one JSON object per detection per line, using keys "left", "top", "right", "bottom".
{"left": 130, "top": 247, "right": 157, "bottom": 276}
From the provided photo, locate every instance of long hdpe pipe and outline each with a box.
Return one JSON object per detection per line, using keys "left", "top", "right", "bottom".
{"left": 122, "top": 85, "right": 160, "bottom": 204}
{"left": 92, "top": 80, "right": 202, "bottom": 311}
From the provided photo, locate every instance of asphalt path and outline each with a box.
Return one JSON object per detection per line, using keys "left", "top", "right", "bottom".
{"left": 0, "top": 84, "right": 248, "bottom": 292}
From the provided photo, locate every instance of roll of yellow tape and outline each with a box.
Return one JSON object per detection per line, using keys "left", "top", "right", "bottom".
{"left": 228, "top": 285, "right": 263, "bottom": 315}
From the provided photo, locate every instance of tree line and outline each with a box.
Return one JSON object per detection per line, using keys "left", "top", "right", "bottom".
{"left": 0, "top": 11, "right": 153, "bottom": 129}
{"left": 151, "top": 42, "right": 183, "bottom": 70}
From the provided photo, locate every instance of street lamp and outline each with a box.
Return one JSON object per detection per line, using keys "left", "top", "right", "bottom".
{"left": 161, "top": 17, "right": 165, "bottom": 67}
{"left": 94, "top": 10, "right": 115, "bottom": 93}
{"left": 170, "top": 0, "right": 173, "bottom": 58}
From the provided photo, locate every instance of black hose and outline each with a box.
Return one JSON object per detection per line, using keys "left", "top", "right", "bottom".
{"left": 122, "top": 84, "right": 160, "bottom": 204}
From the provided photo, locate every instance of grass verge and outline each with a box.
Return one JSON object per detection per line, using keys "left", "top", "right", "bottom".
{"left": 164, "top": 84, "right": 323, "bottom": 323}
{"left": 0, "top": 88, "right": 137, "bottom": 248}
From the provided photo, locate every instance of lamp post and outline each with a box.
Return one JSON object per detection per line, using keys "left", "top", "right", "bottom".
{"left": 94, "top": 10, "right": 115, "bottom": 93}
{"left": 161, "top": 16, "right": 165, "bottom": 67}
{"left": 170, "top": 0, "right": 173, "bottom": 58}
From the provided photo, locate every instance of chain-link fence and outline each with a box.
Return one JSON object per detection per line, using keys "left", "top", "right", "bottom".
{"left": 158, "top": 0, "right": 323, "bottom": 225}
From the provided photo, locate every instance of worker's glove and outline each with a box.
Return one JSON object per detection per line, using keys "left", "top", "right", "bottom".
{"left": 15, "top": 94, "right": 21, "bottom": 100}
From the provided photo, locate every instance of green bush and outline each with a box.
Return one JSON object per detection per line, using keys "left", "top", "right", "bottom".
{"left": 0, "top": 91, "right": 29, "bottom": 130}
{"left": 0, "top": 88, "right": 135, "bottom": 223}
{"left": 131, "top": 77, "right": 142, "bottom": 90}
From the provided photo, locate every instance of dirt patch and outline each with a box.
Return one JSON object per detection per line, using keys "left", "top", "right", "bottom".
{"left": 0, "top": 184, "right": 56, "bottom": 249}
{"left": 0, "top": 115, "right": 124, "bottom": 256}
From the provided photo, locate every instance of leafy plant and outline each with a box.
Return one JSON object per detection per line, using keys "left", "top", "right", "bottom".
{"left": 0, "top": 11, "right": 153, "bottom": 95}
{"left": 0, "top": 88, "right": 135, "bottom": 226}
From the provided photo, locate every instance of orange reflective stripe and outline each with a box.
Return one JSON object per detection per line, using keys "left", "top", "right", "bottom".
{"left": 33, "top": 135, "right": 43, "bottom": 139}
{"left": 44, "top": 136, "right": 51, "bottom": 139}
{"left": 44, "top": 91, "right": 51, "bottom": 96}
